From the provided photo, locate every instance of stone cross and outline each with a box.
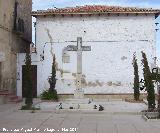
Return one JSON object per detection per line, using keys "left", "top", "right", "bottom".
{"left": 67, "top": 37, "right": 91, "bottom": 98}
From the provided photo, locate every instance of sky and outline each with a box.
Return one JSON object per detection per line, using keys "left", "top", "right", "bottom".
{"left": 32, "top": 0, "right": 160, "bottom": 9}
{"left": 32, "top": 0, "right": 160, "bottom": 63}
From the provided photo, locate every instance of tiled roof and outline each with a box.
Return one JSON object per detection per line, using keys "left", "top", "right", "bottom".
{"left": 32, "top": 5, "right": 160, "bottom": 16}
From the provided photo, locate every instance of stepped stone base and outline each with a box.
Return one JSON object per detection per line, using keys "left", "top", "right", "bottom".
{"left": 58, "top": 93, "right": 148, "bottom": 101}
{"left": 58, "top": 98, "right": 99, "bottom": 110}
{"left": 74, "top": 89, "right": 84, "bottom": 99}
{"left": 59, "top": 103, "right": 98, "bottom": 110}
{"left": 57, "top": 89, "right": 99, "bottom": 110}
{"left": 65, "top": 98, "right": 90, "bottom": 104}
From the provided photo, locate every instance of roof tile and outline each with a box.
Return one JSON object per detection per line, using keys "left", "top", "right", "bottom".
{"left": 32, "top": 5, "right": 160, "bottom": 16}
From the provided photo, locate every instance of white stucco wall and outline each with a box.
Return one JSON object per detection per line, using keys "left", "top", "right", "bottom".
{"left": 17, "top": 14, "right": 157, "bottom": 96}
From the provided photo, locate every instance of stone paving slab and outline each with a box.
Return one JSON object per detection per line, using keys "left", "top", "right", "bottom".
{"left": 0, "top": 100, "right": 160, "bottom": 133}
{"left": 34, "top": 100, "right": 147, "bottom": 115}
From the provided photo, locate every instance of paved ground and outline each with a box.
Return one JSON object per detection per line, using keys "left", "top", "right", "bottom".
{"left": 0, "top": 100, "right": 160, "bottom": 133}
{"left": 36, "top": 100, "right": 147, "bottom": 113}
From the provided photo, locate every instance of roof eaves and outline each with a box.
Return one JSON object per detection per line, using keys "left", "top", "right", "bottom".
{"left": 31, "top": 11, "right": 160, "bottom": 17}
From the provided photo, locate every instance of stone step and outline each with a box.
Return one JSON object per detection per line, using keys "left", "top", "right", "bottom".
{"left": 0, "top": 90, "right": 15, "bottom": 97}
{"left": 0, "top": 90, "right": 8, "bottom": 93}
{"left": 0, "top": 90, "right": 9, "bottom": 95}
{"left": 0, "top": 90, "right": 23, "bottom": 104}
{"left": 58, "top": 102, "right": 98, "bottom": 110}
{"left": 8, "top": 96, "right": 23, "bottom": 103}
{"left": 93, "top": 99, "right": 123, "bottom": 102}
{"left": 9, "top": 95, "right": 19, "bottom": 100}
{"left": 64, "top": 98, "right": 91, "bottom": 104}
{"left": 8, "top": 94, "right": 22, "bottom": 103}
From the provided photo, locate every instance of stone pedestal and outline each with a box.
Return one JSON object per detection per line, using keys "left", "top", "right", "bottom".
{"left": 74, "top": 89, "right": 84, "bottom": 99}
{"left": 57, "top": 89, "right": 96, "bottom": 109}
{"left": 58, "top": 90, "right": 97, "bottom": 110}
{"left": 58, "top": 103, "right": 96, "bottom": 110}
{"left": 65, "top": 98, "right": 90, "bottom": 104}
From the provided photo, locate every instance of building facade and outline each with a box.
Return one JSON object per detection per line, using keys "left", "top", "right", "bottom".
{"left": 18, "top": 5, "right": 160, "bottom": 99}
{"left": 0, "top": 0, "right": 32, "bottom": 93}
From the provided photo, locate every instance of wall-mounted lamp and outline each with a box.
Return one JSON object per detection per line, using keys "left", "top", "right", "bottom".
{"left": 30, "top": 42, "right": 37, "bottom": 53}
{"left": 155, "top": 22, "right": 159, "bottom": 26}
{"left": 156, "top": 29, "right": 159, "bottom": 32}
{"left": 40, "top": 44, "right": 46, "bottom": 61}
{"left": 40, "top": 49, "right": 44, "bottom": 61}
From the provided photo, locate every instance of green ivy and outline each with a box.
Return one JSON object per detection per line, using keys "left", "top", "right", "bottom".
{"left": 40, "top": 90, "right": 58, "bottom": 100}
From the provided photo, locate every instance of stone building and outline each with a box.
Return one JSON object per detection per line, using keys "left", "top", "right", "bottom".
{"left": 18, "top": 5, "right": 160, "bottom": 99}
{"left": 0, "top": 0, "right": 32, "bottom": 94}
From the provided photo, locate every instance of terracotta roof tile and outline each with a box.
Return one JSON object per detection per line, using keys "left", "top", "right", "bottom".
{"left": 32, "top": 5, "right": 160, "bottom": 16}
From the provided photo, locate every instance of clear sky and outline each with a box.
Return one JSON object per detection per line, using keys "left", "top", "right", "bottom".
{"left": 32, "top": 0, "right": 160, "bottom": 63}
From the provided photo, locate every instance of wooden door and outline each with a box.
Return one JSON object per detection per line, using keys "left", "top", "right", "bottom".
{"left": 22, "top": 65, "right": 37, "bottom": 98}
